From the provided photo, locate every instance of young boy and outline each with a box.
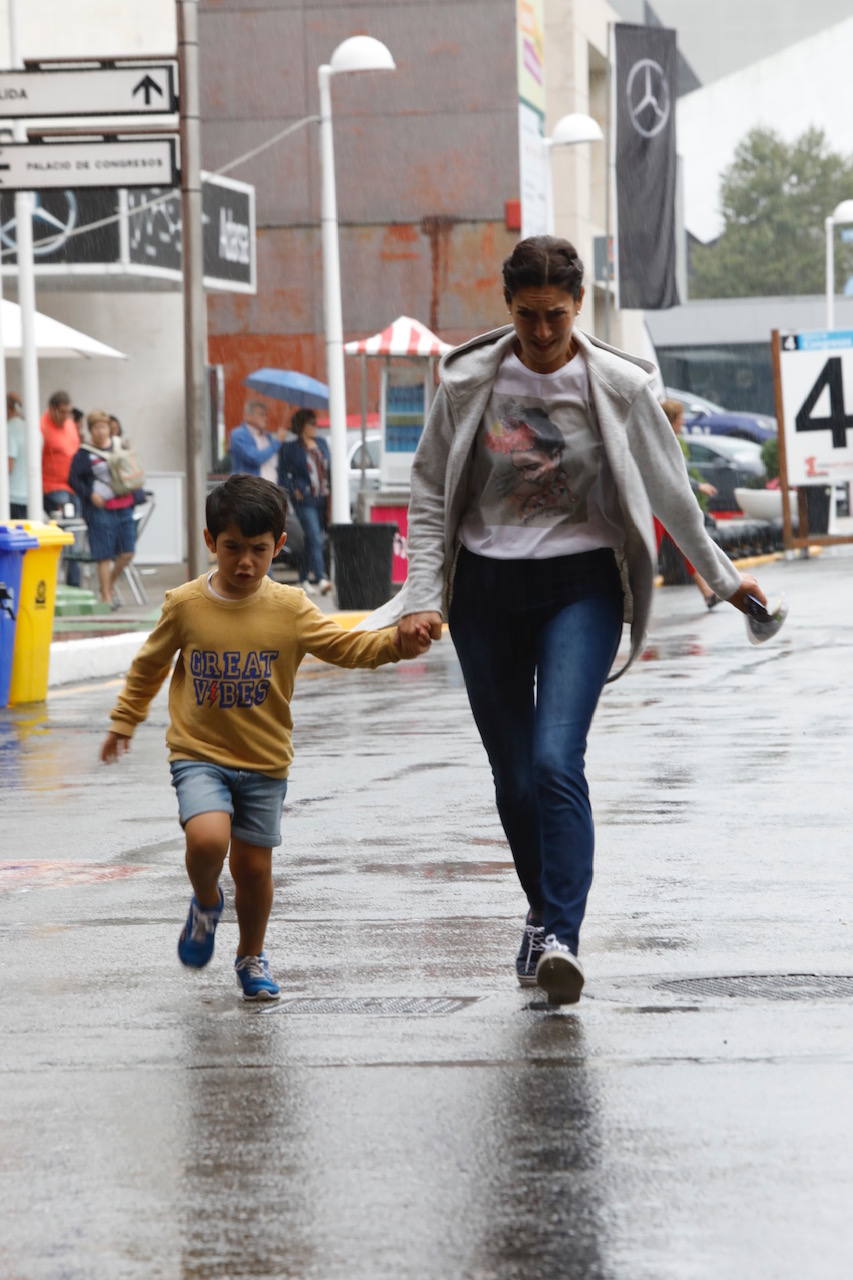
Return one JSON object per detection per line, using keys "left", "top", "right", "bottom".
{"left": 101, "top": 474, "right": 430, "bottom": 1000}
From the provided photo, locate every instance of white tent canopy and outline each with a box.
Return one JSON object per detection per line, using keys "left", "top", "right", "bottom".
{"left": 344, "top": 315, "right": 452, "bottom": 359}
{"left": 1, "top": 298, "right": 126, "bottom": 360}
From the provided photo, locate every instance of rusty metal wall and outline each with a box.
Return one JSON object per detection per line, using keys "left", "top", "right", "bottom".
{"left": 200, "top": 0, "right": 520, "bottom": 428}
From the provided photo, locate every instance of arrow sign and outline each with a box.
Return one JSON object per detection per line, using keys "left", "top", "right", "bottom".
{"left": 132, "top": 74, "right": 164, "bottom": 107}
{"left": 0, "top": 139, "right": 178, "bottom": 191}
{"left": 0, "top": 64, "right": 177, "bottom": 118}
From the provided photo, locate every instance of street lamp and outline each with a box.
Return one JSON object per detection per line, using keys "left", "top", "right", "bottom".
{"left": 824, "top": 199, "right": 853, "bottom": 330}
{"left": 542, "top": 113, "right": 603, "bottom": 236}
{"left": 318, "top": 36, "right": 396, "bottom": 525}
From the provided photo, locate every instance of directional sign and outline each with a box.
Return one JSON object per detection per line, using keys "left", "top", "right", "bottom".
{"left": 0, "top": 64, "right": 177, "bottom": 118}
{"left": 0, "top": 139, "right": 178, "bottom": 191}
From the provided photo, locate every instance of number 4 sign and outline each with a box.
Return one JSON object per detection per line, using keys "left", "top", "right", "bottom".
{"left": 772, "top": 328, "right": 853, "bottom": 547}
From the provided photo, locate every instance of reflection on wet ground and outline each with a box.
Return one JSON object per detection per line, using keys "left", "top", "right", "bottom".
{"left": 360, "top": 859, "right": 514, "bottom": 879}
{"left": 4, "top": 555, "right": 853, "bottom": 1277}
{"left": 641, "top": 636, "right": 706, "bottom": 661}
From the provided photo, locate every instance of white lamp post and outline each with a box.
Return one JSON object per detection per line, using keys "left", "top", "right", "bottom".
{"left": 543, "top": 113, "right": 603, "bottom": 236}
{"left": 318, "top": 36, "right": 396, "bottom": 525}
{"left": 824, "top": 199, "right": 853, "bottom": 330}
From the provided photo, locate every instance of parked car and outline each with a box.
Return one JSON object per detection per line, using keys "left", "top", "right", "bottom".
{"left": 682, "top": 434, "right": 767, "bottom": 512}
{"left": 665, "top": 386, "right": 777, "bottom": 445}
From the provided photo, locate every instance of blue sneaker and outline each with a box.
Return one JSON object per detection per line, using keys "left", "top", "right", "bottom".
{"left": 177, "top": 888, "right": 224, "bottom": 968}
{"left": 516, "top": 911, "right": 546, "bottom": 987}
{"left": 235, "top": 952, "right": 281, "bottom": 1001}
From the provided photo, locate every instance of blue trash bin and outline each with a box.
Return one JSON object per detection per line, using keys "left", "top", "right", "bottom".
{"left": 0, "top": 524, "right": 40, "bottom": 707}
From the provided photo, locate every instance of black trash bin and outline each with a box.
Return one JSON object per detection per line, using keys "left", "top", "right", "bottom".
{"left": 329, "top": 522, "right": 397, "bottom": 610}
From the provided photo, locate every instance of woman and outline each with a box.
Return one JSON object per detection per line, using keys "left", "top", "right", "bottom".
{"left": 278, "top": 408, "right": 332, "bottom": 595}
{"left": 69, "top": 410, "right": 138, "bottom": 609}
{"left": 375, "top": 236, "right": 765, "bottom": 1005}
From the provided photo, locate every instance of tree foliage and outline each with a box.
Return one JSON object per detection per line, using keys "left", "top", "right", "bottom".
{"left": 690, "top": 127, "right": 853, "bottom": 298}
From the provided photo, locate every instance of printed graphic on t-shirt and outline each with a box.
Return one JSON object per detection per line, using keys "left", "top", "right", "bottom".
{"left": 481, "top": 395, "right": 597, "bottom": 527}
{"left": 190, "top": 648, "right": 279, "bottom": 709}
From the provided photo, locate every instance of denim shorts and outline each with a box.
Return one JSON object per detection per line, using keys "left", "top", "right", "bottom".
{"left": 169, "top": 759, "right": 288, "bottom": 849}
{"left": 86, "top": 504, "right": 136, "bottom": 562}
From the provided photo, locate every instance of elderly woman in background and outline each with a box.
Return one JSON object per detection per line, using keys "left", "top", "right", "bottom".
{"left": 69, "top": 410, "right": 138, "bottom": 609}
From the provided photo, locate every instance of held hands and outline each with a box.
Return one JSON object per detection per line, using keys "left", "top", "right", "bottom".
{"left": 395, "top": 610, "right": 443, "bottom": 659}
{"left": 100, "top": 731, "right": 131, "bottom": 764}
{"left": 726, "top": 573, "right": 767, "bottom": 615}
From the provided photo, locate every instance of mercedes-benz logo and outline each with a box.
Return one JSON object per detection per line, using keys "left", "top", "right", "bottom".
{"left": 626, "top": 58, "right": 670, "bottom": 138}
{"left": 0, "top": 191, "right": 79, "bottom": 257}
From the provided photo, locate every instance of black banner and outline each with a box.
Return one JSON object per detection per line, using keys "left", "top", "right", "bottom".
{"left": 0, "top": 176, "right": 253, "bottom": 292}
{"left": 614, "top": 23, "right": 679, "bottom": 310}
{"left": 0, "top": 189, "right": 120, "bottom": 265}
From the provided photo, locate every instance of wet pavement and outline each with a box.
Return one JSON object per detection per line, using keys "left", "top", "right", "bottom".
{"left": 2, "top": 549, "right": 853, "bottom": 1279}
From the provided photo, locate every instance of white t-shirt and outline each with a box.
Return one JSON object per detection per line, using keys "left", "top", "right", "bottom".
{"left": 458, "top": 349, "right": 624, "bottom": 559}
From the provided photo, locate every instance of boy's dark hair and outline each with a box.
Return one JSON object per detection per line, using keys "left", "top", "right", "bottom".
{"left": 502, "top": 235, "right": 584, "bottom": 302}
{"left": 206, "top": 474, "right": 286, "bottom": 541}
{"left": 290, "top": 407, "right": 317, "bottom": 437}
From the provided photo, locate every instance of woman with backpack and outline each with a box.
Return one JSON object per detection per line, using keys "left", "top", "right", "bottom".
{"left": 69, "top": 410, "right": 144, "bottom": 609}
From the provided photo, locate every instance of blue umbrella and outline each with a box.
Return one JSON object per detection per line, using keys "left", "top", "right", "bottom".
{"left": 244, "top": 367, "right": 330, "bottom": 409}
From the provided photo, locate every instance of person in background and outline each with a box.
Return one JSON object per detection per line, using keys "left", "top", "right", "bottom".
{"left": 658, "top": 398, "right": 720, "bottom": 609}
{"left": 69, "top": 410, "right": 137, "bottom": 610}
{"left": 229, "top": 400, "right": 286, "bottom": 480}
{"left": 41, "top": 389, "right": 82, "bottom": 585}
{"left": 278, "top": 408, "right": 332, "bottom": 595}
{"left": 109, "top": 414, "right": 128, "bottom": 445}
{"left": 6, "top": 392, "right": 35, "bottom": 521}
{"left": 41, "top": 390, "right": 80, "bottom": 516}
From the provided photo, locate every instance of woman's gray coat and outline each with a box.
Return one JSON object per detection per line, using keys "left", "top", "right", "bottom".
{"left": 361, "top": 325, "right": 743, "bottom": 677}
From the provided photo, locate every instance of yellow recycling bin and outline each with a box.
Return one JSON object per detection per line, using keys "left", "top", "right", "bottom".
{"left": 9, "top": 520, "right": 74, "bottom": 704}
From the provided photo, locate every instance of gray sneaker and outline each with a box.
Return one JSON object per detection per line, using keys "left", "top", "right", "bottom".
{"left": 535, "top": 935, "right": 585, "bottom": 1005}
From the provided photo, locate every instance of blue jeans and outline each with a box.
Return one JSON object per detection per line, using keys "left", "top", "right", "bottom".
{"left": 294, "top": 500, "right": 326, "bottom": 583}
{"left": 449, "top": 547, "right": 624, "bottom": 953}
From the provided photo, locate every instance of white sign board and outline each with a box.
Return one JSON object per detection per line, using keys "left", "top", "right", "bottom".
{"left": 778, "top": 329, "right": 853, "bottom": 485}
{"left": 518, "top": 102, "right": 549, "bottom": 238}
{"left": 0, "top": 65, "right": 177, "bottom": 118}
{"left": 0, "top": 139, "right": 178, "bottom": 191}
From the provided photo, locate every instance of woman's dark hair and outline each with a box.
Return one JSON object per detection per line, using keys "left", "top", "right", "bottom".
{"left": 206, "top": 474, "right": 286, "bottom": 541}
{"left": 502, "top": 236, "right": 584, "bottom": 302}
{"left": 291, "top": 408, "right": 317, "bottom": 438}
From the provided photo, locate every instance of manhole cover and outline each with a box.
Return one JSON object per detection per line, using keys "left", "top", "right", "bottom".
{"left": 274, "top": 996, "right": 479, "bottom": 1016}
{"left": 655, "top": 974, "right": 853, "bottom": 1001}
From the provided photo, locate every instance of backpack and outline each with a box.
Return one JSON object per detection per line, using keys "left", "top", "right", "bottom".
{"left": 85, "top": 444, "right": 145, "bottom": 497}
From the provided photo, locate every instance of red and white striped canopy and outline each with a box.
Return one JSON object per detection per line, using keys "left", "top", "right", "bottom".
{"left": 344, "top": 315, "right": 452, "bottom": 358}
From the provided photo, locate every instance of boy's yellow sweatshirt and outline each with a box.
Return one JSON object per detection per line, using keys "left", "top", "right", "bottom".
{"left": 109, "top": 575, "right": 401, "bottom": 777}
